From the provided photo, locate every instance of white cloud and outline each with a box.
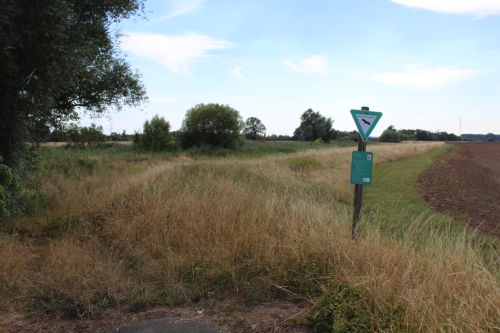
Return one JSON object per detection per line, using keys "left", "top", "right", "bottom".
{"left": 121, "top": 32, "right": 233, "bottom": 74}
{"left": 160, "top": 0, "right": 204, "bottom": 20}
{"left": 373, "top": 65, "right": 481, "bottom": 89}
{"left": 283, "top": 55, "right": 329, "bottom": 75}
{"left": 230, "top": 66, "right": 244, "bottom": 79}
{"left": 390, "top": 0, "right": 500, "bottom": 17}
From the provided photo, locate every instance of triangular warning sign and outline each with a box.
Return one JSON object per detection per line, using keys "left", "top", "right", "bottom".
{"left": 351, "top": 109, "right": 383, "bottom": 142}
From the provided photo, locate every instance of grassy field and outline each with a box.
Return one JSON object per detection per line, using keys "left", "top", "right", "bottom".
{"left": 0, "top": 141, "right": 498, "bottom": 332}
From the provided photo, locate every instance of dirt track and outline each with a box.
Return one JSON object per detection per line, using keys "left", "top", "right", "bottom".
{"left": 418, "top": 142, "right": 500, "bottom": 238}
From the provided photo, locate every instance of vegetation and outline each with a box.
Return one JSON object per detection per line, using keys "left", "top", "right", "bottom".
{"left": 484, "top": 133, "right": 496, "bottom": 142}
{"left": 133, "top": 115, "right": 174, "bottom": 151}
{"left": 65, "top": 123, "right": 106, "bottom": 148}
{"left": 462, "top": 133, "right": 500, "bottom": 142}
{"left": 376, "top": 127, "right": 460, "bottom": 142}
{"left": 378, "top": 125, "right": 401, "bottom": 142}
{"left": 293, "top": 109, "right": 336, "bottom": 142}
{"left": 0, "top": 0, "right": 146, "bottom": 218}
{"left": 180, "top": 103, "right": 243, "bottom": 149}
{"left": 243, "top": 117, "right": 266, "bottom": 140}
{"left": 1, "top": 141, "right": 498, "bottom": 332}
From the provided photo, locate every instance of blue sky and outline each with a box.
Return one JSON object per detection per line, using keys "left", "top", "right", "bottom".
{"left": 82, "top": 0, "right": 500, "bottom": 136}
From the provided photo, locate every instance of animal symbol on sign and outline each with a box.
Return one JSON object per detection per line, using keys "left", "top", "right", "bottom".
{"left": 361, "top": 119, "right": 371, "bottom": 126}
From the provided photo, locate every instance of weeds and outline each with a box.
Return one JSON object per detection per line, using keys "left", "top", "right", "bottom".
{"left": 1, "top": 142, "right": 499, "bottom": 332}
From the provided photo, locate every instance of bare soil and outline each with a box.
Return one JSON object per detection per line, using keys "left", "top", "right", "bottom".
{"left": 418, "top": 142, "right": 500, "bottom": 238}
{"left": 0, "top": 299, "right": 311, "bottom": 333}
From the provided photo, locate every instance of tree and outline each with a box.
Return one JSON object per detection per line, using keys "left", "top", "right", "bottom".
{"left": 0, "top": 0, "right": 146, "bottom": 168}
{"left": 379, "top": 125, "right": 401, "bottom": 143}
{"left": 180, "top": 103, "right": 243, "bottom": 149}
{"left": 80, "top": 124, "right": 106, "bottom": 146}
{"left": 415, "top": 129, "right": 433, "bottom": 141}
{"left": 243, "top": 117, "right": 266, "bottom": 140}
{"left": 293, "top": 109, "right": 336, "bottom": 142}
{"left": 134, "top": 115, "right": 174, "bottom": 151}
{"left": 484, "top": 133, "right": 496, "bottom": 142}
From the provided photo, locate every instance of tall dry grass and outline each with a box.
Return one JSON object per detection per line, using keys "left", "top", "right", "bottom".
{"left": 1, "top": 142, "right": 499, "bottom": 331}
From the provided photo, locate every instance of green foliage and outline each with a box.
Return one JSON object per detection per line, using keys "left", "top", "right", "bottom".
{"left": 293, "top": 109, "right": 336, "bottom": 142}
{"left": 484, "top": 133, "right": 496, "bottom": 142}
{"left": 379, "top": 125, "right": 402, "bottom": 142}
{"left": 181, "top": 103, "right": 243, "bottom": 149}
{"left": 65, "top": 123, "right": 106, "bottom": 148}
{"left": 266, "top": 134, "right": 293, "bottom": 141}
{"left": 243, "top": 117, "right": 266, "bottom": 140}
{"left": 0, "top": 0, "right": 146, "bottom": 168}
{"left": 0, "top": 156, "right": 39, "bottom": 219}
{"left": 0, "top": 160, "right": 20, "bottom": 218}
{"left": 308, "top": 280, "right": 404, "bottom": 333}
{"left": 378, "top": 128, "right": 460, "bottom": 142}
{"left": 134, "top": 115, "right": 174, "bottom": 151}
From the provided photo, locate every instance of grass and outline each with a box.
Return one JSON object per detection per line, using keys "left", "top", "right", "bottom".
{"left": 364, "top": 145, "right": 499, "bottom": 267}
{"left": 1, "top": 141, "right": 499, "bottom": 332}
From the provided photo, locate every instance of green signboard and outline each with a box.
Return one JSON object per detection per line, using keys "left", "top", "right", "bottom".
{"left": 350, "top": 109, "right": 383, "bottom": 142}
{"left": 350, "top": 151, "right": 373, "bottom": 185}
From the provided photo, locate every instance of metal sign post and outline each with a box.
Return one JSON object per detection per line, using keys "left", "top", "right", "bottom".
{"left": 350, "top": 106, "right": 382, "bottom": 240}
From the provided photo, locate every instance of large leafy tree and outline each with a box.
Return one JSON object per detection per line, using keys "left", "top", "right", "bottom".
{"left": 293, "top": 109, "right": 336, "bottom": 142}
{"left": 379, "top": 125, "right": 401, "bottom": 143}
{"left": 243, "top": 117, "right": 266, "bottom": 140}
{"left": 181, "top": 103, "right": 243, "bottom": 149}
{"left": 0, "top": 0, "right": 146, "bottom": 168}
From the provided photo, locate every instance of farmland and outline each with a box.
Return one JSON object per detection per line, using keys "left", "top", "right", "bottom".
{"left": 0, "top": 141, "right": 499, "bottom": 332}
{"left": 419, "top": 142, "right": 500, "bottom": 237}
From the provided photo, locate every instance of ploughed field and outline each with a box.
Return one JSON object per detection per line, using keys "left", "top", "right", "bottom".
{"left": 419, "top": 142, "right": 500, "bottom": 237}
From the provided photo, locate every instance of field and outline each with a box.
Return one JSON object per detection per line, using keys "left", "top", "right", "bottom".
{"left": 419, "top": 142, "right": 500, "bottom": 237}
{"left": 0, "top": 141, "right": 499, "bottom": 332}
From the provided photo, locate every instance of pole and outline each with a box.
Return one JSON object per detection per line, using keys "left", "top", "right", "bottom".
{"left": 352, "top": 106, "right": 369, "bottom": 240}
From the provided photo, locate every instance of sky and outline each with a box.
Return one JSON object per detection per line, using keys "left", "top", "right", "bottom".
{"left": 81, "top": 0, "right": 500, "bottom": 136}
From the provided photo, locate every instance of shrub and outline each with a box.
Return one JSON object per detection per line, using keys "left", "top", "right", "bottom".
{"left": 0, "top": 157, "right": 38, "bottom": 219}
{"left": 308, "top": 281, "right": 404, "bottom": 333}
{"left": 0, "top": 160, "right": 20, "bottom": 218}
{"left": 134, "top": 115, "right": 174, "bottom": 151}
{"left": 180, "top": 103, "right": 243, "bottom": 149}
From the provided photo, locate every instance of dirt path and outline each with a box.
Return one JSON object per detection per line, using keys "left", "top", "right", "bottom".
{"left": 418, "top": 142, "right": 500, "bottom": 238}
{"left": 1, "top": 299, "right": 311, "bottom": 333}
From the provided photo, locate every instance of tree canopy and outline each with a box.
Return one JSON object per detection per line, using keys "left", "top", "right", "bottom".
{"left": 134, "top": 115, "right": 174, "bottom": 151}
{"left": 0, "top": 0, "right": 146, "bottom": 167}
{"left": 181, "top": 103, "right": 242, "bottom": 148}
{"left": 243, "top": 117, "right": 266, "bottom": 140}
{"left": 379, "top": 125, "right": 401, "bottom": 143}
{"left": 293, "top": 109, "right": 336, "bottom": 142}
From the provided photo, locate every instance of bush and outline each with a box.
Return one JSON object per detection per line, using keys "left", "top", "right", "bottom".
{"left": 134, "top": 115, "right": 174, "bottom": 151}
{"left": 0, "top": 157, "right": 38, "bottom": 219}
{"left": 0, "top": 160, "right": 19, "bottom": 218}
{"left": 180, "top": 103, "right": 243, "bottom": 149}
{"left": 308, "top": 281, "right": 404, "bottom": 333}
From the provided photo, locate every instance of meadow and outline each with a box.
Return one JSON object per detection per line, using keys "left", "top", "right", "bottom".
{"left": 0, "top": 141, "right": 498, "bottom": 332}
